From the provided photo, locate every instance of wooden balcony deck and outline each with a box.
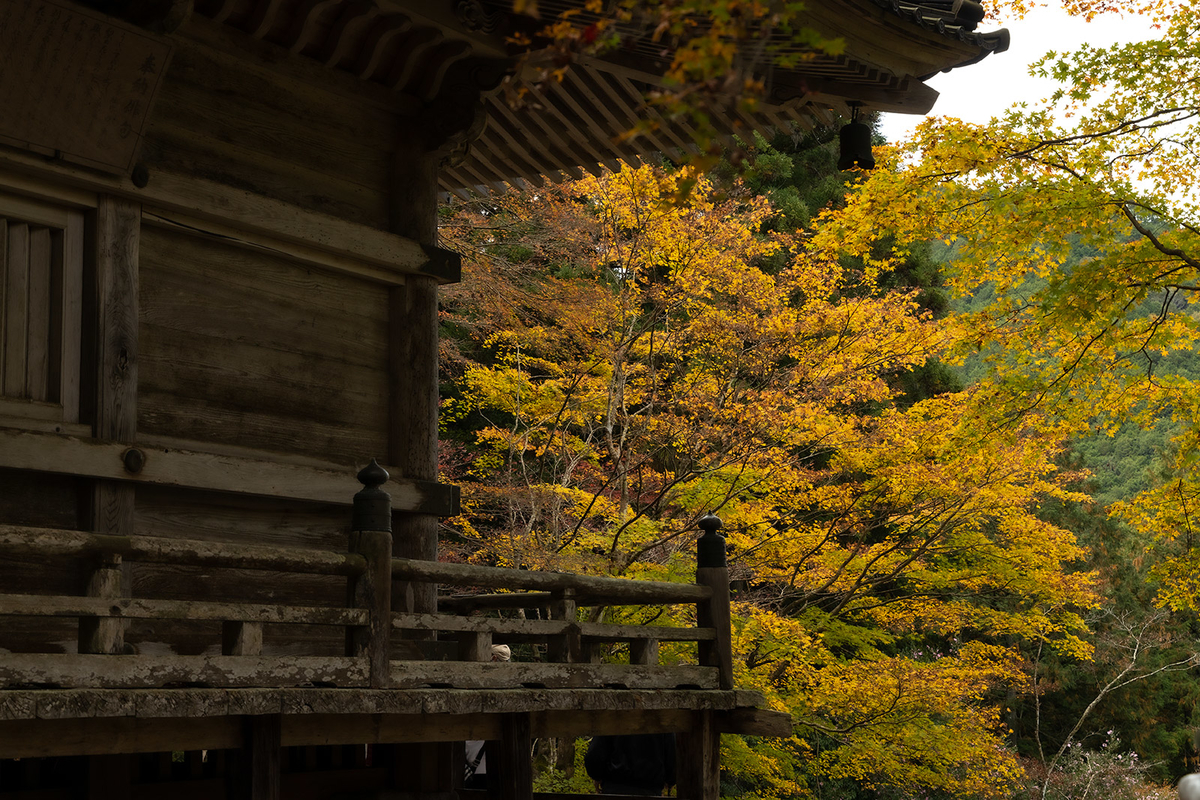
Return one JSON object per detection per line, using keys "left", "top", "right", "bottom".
{"left": 0, "top": 465, "right": 788, "bottom": 799}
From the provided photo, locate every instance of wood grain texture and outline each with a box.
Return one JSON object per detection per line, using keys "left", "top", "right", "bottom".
{"left": 139, "top": 34, "right": 397, "bottom": 229}
{"left": 0, "top": 593, "right": 368, "bottom": 626}
{"left": 3, "top": 220, "right": 29, "bottom": 396}
{"left": 0, "top": 654, "right": 369, "bottom": 689}
{"left": 0, "top": 686, "right": 762, "bottom": 722}
{"left": 388, "top": 662, "right": 718, "bottom": 691}
{"left": 0, "top": 428, "right": 456, "bottom": 514}
{"left": 26, "top": 226, "right": 52, "bottom": 401}
{"left": 695, "top": 566, "right": 734, "bottom": 691}
{"left": 676, "top": 711, "right": 719, "bottom": 800}
{"left": 92, "top": 196, "right": 140, "bottom": 444}
{"left": 390, "top": 558, "right": 711, "bottom": 604}
{"left": 0, "top": 151, "right": 459, "bottom": 286}
{"left": 499, "top": 713, "right": 533, "bottom": 800}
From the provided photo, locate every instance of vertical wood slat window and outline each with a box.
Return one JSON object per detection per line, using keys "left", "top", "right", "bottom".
{"left": 0, "top": 193, "right": 84, "bottom": 424}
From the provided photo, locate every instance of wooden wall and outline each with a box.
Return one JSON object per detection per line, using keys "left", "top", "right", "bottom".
{"left": 0, "top": 16, "right": 444, "bottom": 660}
{"left": 139, "top": 28, "right": 400, "bottom": 230}
{"left": 138, "top": 225, "right": 391, "bottom": 464}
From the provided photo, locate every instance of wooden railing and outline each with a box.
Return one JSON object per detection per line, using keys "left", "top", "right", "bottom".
{"left": 0, "top": 462, "right": 733, "bottom": 694}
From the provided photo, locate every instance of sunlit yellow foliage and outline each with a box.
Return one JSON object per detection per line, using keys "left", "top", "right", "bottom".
{"left": 440, "top": 164, "right": 1097, "bottom": 798}
{"left": 817, "top": 0, "right": 1200, "bottom": 619}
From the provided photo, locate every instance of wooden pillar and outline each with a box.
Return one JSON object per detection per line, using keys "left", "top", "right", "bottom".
{"left": 239, "top": 715, "right": 282, "bottom": 800}
{"left": 676, "top": 711, "right": 719, "bottom": 800}
{"left": 695, "top": 514, "right": 733, "bottom": 690}
{"left": 86, "top": 754, "right": 131, "bottom": 800}
{"left": 388, "top": 139, "right": 439, "bottom": 618}
{"left": 498, "top": 713, "right": 533, "bottom": 800}
{"left": 79, "top": 195, "right": 139, "bottom": 656}
{"left": 348, "top": 460, "right": 394, "bottom": 688}
{"left": 223, "top": 621, "right": 264, "bottom": 656}
{"left": 386, "top": 135, "right": 456, "bottom": 793}
{"left": 548, "top": 588, "right": 579, "bottom": 663}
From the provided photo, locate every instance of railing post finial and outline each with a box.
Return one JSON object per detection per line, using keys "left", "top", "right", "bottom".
{"left": 696, "top": 513, "right": 725, "bottom": 568}
{"left": 353, "top": 459, "right": 392, "bottom": 533}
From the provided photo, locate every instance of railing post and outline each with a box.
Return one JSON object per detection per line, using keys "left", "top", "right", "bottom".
{"left": 78, "top": 552, "right": 125, "bottom": 655}
{"left": 695, "top": 514, "right": 733, "bottom": 690}
{"left": 548, "top": 588, "right": 580, "bottom": 663}
{"left": 348, "top": 460, "right": 393, "bottom": 689}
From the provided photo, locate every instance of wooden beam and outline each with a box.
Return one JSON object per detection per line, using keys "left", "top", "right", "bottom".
{"left": 0, "top": 524, "right": 367, "bottom": 576}
{"left": 0, "top": 687, "right": 761, "bottom": 723}
{"left": 0, "top": 654, "right": 369, "bottom": 689}
{"left": 391, "top": 612, "right": 713, "bottom": 642}
{"left": 0, "top": 150, "right": 460, "bottom": 286}
{"left": 0, "top": 716, "right": 242, "bottom": 759}
{"left": 0, "top": 593, "right": 368, "bottom": 626}
{"left": 0, "top": 427, "right": 459, "bottom": 515}
{"left": 388, "top": 661, "right": 717, "bottom": 690}
{"left": 142, "top": 209, "right": 459, "bottom": 285}
{"left": 391, "top": 558, "right": 711, "bottom": 604}
{"left": 715, "top": 707, "right": 793, "bottom": 738}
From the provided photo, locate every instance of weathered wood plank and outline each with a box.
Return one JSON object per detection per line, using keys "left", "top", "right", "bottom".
{"left": 0, "top": 193, "right": 74, "bottom": 227}
{"left": 140, "top": 227, "right": 390, "bottom": 366}
{"left": 138, "top": 391, "right": 389, "bottom": 467}
{"left": 579, "top": 622, "right": 714, "bottom": 643}
{"left": 3, "top": 221, "right": 29, "bottom": 397}
{"left": 716, "top": 707, "right": 793, "bottom": 737}
{"left": 0, "top": 428, "right": 458, "bottom": 514}
{"left": 0, "top": 716, "right": 241, "bottom": 759}
{"left": 0, "top": 155, "right": 459, "bottom": 287}
{"left": 26, "top": 226, "right": 52, "bottom": 401}
{"left": 392, "top": 559, "right": 711, "bottom": 604}
{"left": 387, "top": 662, "right": 718, "bottom": 690}
{"left": 134, "top": 484, "right": 348, "bottom": 549}
{"left": 0, "top": 687, "right": 758, "bottom": 723}
{"left": 391, "top": 613, "right": 713, "bottom": 643}
{"left": 0, "top": 525, "right": 367, "bottom": 576}
{"left": 0, "top": 654, "right": 369, "bottom": 689}
{"left": 0, "top": 593, "right": 368, "bottom": 626}
{"left": 438, "top": 593, "right": 554, "bottom": 613}
{"left": 140, "top": 322, "right": 388, "bottom": 430}
{"left": 60, "top": 210, "right": 83, "bottom": 421}
{"left": 392, "top": 613, "right": 569, "bottom": 637}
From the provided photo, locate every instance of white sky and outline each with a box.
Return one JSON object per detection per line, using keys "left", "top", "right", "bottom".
{"left": 877, "top": 4, "right": 1160, "bottom": 143}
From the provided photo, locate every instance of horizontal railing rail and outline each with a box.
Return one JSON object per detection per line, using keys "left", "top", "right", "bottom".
{"left": 0, "top": 525, "right": 367, "bottom": 576}
{"left": 391, "top": 557, "right": 712, "bottom": 605}
{"left": 0, "top": 461, "right": 734, "bottom": 693}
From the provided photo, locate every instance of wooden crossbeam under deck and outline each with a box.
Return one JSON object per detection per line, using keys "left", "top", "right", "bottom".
{"left": 0, "top": 697, "right": 790, "bottom": 758}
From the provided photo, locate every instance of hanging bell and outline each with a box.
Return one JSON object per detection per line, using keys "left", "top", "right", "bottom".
{"left": 838, "top": 105, "right": 875, "bottom": 172}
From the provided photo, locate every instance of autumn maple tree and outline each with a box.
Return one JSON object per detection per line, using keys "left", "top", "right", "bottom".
{"left": 820, "top": 0, "right": 1200, "bottom": 613}
{"left": 438, "top": 162, "right": 1097, "bottom": 799}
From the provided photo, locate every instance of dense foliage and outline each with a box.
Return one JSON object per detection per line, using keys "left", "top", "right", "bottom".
{"left": 433, "top": 1, "right": 1200, "bottom": 796}
{"left": 438, "top": 162, "right": 1096, "bottom": 799}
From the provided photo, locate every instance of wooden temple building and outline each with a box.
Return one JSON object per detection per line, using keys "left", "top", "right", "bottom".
{"left": 0, "top": 0, "right": 1008, "bottom": 797}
